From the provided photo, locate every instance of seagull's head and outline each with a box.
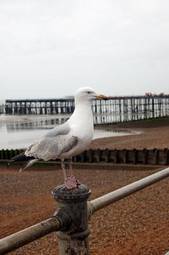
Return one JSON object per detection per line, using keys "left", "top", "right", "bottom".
{"left": 75, "top": 87, "right": 108, "bottom": 104}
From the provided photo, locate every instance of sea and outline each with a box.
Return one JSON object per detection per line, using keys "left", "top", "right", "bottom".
{"left": 0, "top": 114, "right": 132, "bottom": 149}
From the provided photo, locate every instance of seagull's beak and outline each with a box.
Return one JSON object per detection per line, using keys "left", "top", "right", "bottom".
{"left": 96, "top": 94, "right": 108, "bottom": 100}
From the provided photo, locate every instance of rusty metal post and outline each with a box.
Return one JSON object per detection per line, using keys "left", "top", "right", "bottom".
{"left": 53, "top": 184, "right": 91, "bottom": 255}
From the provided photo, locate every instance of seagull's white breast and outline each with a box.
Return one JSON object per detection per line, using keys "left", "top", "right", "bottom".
{"left": 62, "top": 101, "right": 94, "bottom": 158}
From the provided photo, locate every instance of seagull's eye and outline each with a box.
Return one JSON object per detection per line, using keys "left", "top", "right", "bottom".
{"left": 87, "top": 91, "right": 91, "bottom": 94}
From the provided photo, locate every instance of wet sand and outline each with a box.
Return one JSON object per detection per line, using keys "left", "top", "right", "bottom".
{"left": 1, "top": 118, "right": 169, "bottom": 255}
{"left": 91, "top": 118, "right": 169, "bottom": 150}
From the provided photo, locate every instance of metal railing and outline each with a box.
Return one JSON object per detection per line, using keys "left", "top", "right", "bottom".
{"left": 0, "top": 167, "right": 169, "bottom": 254}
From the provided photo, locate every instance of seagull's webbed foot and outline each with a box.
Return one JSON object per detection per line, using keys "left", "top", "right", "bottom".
{"left": 64, "top": 175, "right": 80, "bottom": 190}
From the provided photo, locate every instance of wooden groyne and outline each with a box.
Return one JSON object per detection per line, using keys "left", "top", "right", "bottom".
{"left": 4, "top": 95, "right": 169, "bottom": 124}
{"left": 1, "top": 148, "right": 169, "bottom": 165}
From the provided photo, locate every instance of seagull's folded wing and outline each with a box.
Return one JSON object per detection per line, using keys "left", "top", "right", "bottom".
{"left": 25, "top": 134, "right": 78, "bottom": 161}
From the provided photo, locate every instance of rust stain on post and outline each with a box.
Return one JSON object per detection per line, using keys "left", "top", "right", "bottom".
{"left": 53, "top": 184, "right": 91, "bottom": 255}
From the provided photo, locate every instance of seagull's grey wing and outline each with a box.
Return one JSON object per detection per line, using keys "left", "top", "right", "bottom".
{"left": 25, "top": 121, "right": 72, "bottom": 159}
{"left": 45, "top": 121, "right": 70, "bottom": 137}
{"left": 25, "top": 133, "right": 78, "bottom": 161}
{"left": 60, "top": 136, "right": 78, "bottom": 154}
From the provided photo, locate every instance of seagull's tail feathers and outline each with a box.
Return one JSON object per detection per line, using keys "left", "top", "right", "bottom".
{"left": 11, "top": 153, "right": 35, "bottom": 162}
{"left": 11, "top": 153, "right": 38, "bottom": 172}
{"left": 19, "top": 159, "right": 39, "bottom": 172}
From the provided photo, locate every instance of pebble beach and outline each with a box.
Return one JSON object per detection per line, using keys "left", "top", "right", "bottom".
{"left": 1, "top": 118, "right": 169, "bottom": 255}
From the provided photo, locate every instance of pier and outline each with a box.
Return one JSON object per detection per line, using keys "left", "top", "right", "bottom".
{"left": 4, "top": 95, "right": 169, "bottom": 124}
{"left": 0, "top": 104, "right": 5, "bottom": 114}
{"left": 5, "top": 98, "right": 75, "bottom": 115}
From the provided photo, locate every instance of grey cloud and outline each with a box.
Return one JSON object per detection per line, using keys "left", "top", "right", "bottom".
{"left": 0, "top": 0, "right": 169, "bottom": 100}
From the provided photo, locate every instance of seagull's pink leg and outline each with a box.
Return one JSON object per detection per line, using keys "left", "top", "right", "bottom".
{"left": 61, "top": 159, "right": 67, "bottom": 181}
{"left": 69, "top": 158, "right": 73, "bottom": 176}
{"left": 64, "top": 159, "right": 80, "bottom": 189}
{"left": 64, "top": 175, "right": 79, "bottom": 189}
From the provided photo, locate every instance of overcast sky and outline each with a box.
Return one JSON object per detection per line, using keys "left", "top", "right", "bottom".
{"left": 0, "top": 0, "right": 169, "bottom": 100}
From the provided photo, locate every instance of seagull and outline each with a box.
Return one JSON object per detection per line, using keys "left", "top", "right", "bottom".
{"left": 13, "top": 87, "right": 107, "bottom": 189}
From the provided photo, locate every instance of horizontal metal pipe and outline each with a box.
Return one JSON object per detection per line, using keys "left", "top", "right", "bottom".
{"left": 0, "top": 217, "right": 61, "bottom": 254}
{"left": 1, "top": 167, "right": 169, "bottom": 254}
{"left": 89, "top": 167, "right": 169, "bottom": 214}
